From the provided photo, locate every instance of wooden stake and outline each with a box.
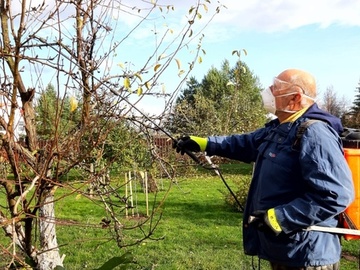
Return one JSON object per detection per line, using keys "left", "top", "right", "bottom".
{"left": 129, "top": 171, "right": 134, "bottom": 216}
{"left": 145, "top": 171, "right": 149, "bottom": 217}
{"left": 125, "top": 173, "right": 128, "bottom": 217}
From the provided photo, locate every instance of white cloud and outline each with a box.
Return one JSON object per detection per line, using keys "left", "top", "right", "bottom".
{"left": 212, "top": 0, "right": 360, "bottom": 32}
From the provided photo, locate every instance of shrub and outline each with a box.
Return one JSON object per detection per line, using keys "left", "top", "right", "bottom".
{"left": 225, "top": 174, "right": 252, "bottom": 212}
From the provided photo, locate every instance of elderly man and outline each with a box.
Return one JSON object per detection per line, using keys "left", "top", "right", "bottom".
{"left": 174, "top": 69, "right": 354, "bottom": 270}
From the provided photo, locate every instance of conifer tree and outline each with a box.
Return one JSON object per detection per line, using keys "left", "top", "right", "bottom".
{"left": 344, "top": 80, "right": 360, "bottom": 128}
{"left": 167, "top": 60, "right": 266, "bottom": 136}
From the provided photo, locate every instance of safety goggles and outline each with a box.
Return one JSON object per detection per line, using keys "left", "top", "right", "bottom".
{"left": 271, "top": 77, "right": 294, "bottom": 92}
{"left": 271, "top": 77, "right": 315, "bottom": 102}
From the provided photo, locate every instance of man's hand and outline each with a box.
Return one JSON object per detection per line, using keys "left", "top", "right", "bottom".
{"left": 173, "top": 136, "right": 208, "bottom": 155}
{"left": 249, "top": 209, "right": 282, "bottom": 236}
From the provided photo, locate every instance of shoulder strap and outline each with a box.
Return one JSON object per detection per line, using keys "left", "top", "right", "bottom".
{"left": 293, "top": 119, "right": 323, "bottom": 150}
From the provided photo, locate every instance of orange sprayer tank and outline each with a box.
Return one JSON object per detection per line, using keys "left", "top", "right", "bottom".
{"left": 342, "top": 129, "right": 360, "bottom": 240}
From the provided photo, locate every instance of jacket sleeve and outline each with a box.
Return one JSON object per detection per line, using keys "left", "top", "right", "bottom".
{"left": 205, "top": 127, "right": 269, "bottom": 163}
{"left": 275, "top": 122, "right": 355, "bottom": 233}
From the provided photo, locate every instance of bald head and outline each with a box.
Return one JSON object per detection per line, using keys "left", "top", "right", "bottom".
{"left": 276, "top": 69, "right": 317, "bottom": 98}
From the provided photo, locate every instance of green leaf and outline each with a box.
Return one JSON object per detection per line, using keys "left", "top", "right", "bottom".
{"left": 232, "top": 50, "right": 240, "bottom": 57}
{"left": 95, "top": 252, "right": 134, "bottom": 270}
{"left": 188, "top": 29, "right": 193, "bottom": 37}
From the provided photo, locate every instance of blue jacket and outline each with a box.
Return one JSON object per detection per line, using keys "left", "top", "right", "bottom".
{"left": 205, "top": 104, "right": 354, "bottom": 267}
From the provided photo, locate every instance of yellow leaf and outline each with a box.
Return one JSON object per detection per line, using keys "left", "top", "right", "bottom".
{"left": 178, "top": 70, "right": 185, "bottom": 77}
{"left": 117, "top": 62, "right": 125, "bottom": 69}
{"left": 124, "top": 77, "right": 130, "bottom": 89}
{"left": 134, "top": 73, "right": 143, "bottom": 82}
{"left": 175, "top": 59, "right": 181, "bottom": 70}
{"left": 197, "top": 13, "right": 202, "bottom": 19}
{"left": 158, "top": 54, "right": 166, "bottom": 60}
{"left": 154, "top": 63, "right": 161, "bottom": 72}
{"left": 203, "top": 4, "right": 208, "bottom": 12}
{"left": 198, "top": 56, "right": 202, "bottom": 64}
{"left": 137, "top": 87, "right": 143, "bottom": 96}
{"left": 145, "top": 81, "right": 151, "bottom": 90}
{"left": 226, "top": 81, "right": 235, "bottom": 86}
{"left": 77, "top": 18, "right": 83, "bottom": 30}
{"left": 70, "top": 96, "right": 78, "bottom": 112}
{"left": 243, "top": 49, "right": 248, "bottom": 56}
{"left": 75, "top": 194, "right": 82, "bottom": 200}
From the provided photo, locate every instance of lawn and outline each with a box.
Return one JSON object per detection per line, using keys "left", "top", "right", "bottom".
{"left": 54, "top": 171, "right": 254, "bottom": 269}
{"left": 1, "top": 163, "right": 359, "bottom": 269}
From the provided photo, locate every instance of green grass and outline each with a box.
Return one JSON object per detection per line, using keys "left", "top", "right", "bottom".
{"left": 52, "top": 174, "right": 252, "bottom": 269}
{"left": 57, "top": 170, "right": 359, "bottom": 269}
{"left": 1, "top": 163, "right": 360, "bottom": 269}
{"left": 130, "top": 176, "right": 252, "bottom": 269}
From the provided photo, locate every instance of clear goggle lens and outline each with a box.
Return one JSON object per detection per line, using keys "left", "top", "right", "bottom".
{"left": 272, "top": 77, "right": 294, "bottom": 92}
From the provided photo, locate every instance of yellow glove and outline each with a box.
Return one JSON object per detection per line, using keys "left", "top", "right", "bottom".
{"left": 265, "top": 208, "right": 282, "bottom": 235}
{"left": 174, "top": 135, "right": 208, "bottom": 155}
{"left": 250, "top": 208, "right": 282, "bottom": 235}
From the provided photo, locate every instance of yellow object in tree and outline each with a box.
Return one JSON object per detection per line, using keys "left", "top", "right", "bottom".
{"left": 69, "top": 96, "right": 78, "bottom": 112}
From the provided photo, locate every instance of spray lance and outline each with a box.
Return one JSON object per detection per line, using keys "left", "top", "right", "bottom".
{"left": 161, "top": 132, "right": 245, "bottom": 212}
{"left": 175, "top": 143, "right": 244, "bottom": 212}
{"left": 202, "top": 155, "right": 244, "bottom": 212}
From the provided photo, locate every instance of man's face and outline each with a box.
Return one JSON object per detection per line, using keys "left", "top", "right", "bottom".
{"left": 270, "top": 77, "right": 299, "bottom": 113}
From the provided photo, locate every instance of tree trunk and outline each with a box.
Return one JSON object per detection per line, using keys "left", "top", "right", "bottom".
{"left": 37, "top": 187, "right": 64, "bottom": 270}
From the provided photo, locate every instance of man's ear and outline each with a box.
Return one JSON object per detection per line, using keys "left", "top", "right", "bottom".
{"left": 293, "top": 93, "right": 302, "bottom": 103}
{"left": 287, "top": 93, "right": 302, "bottom": 108}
